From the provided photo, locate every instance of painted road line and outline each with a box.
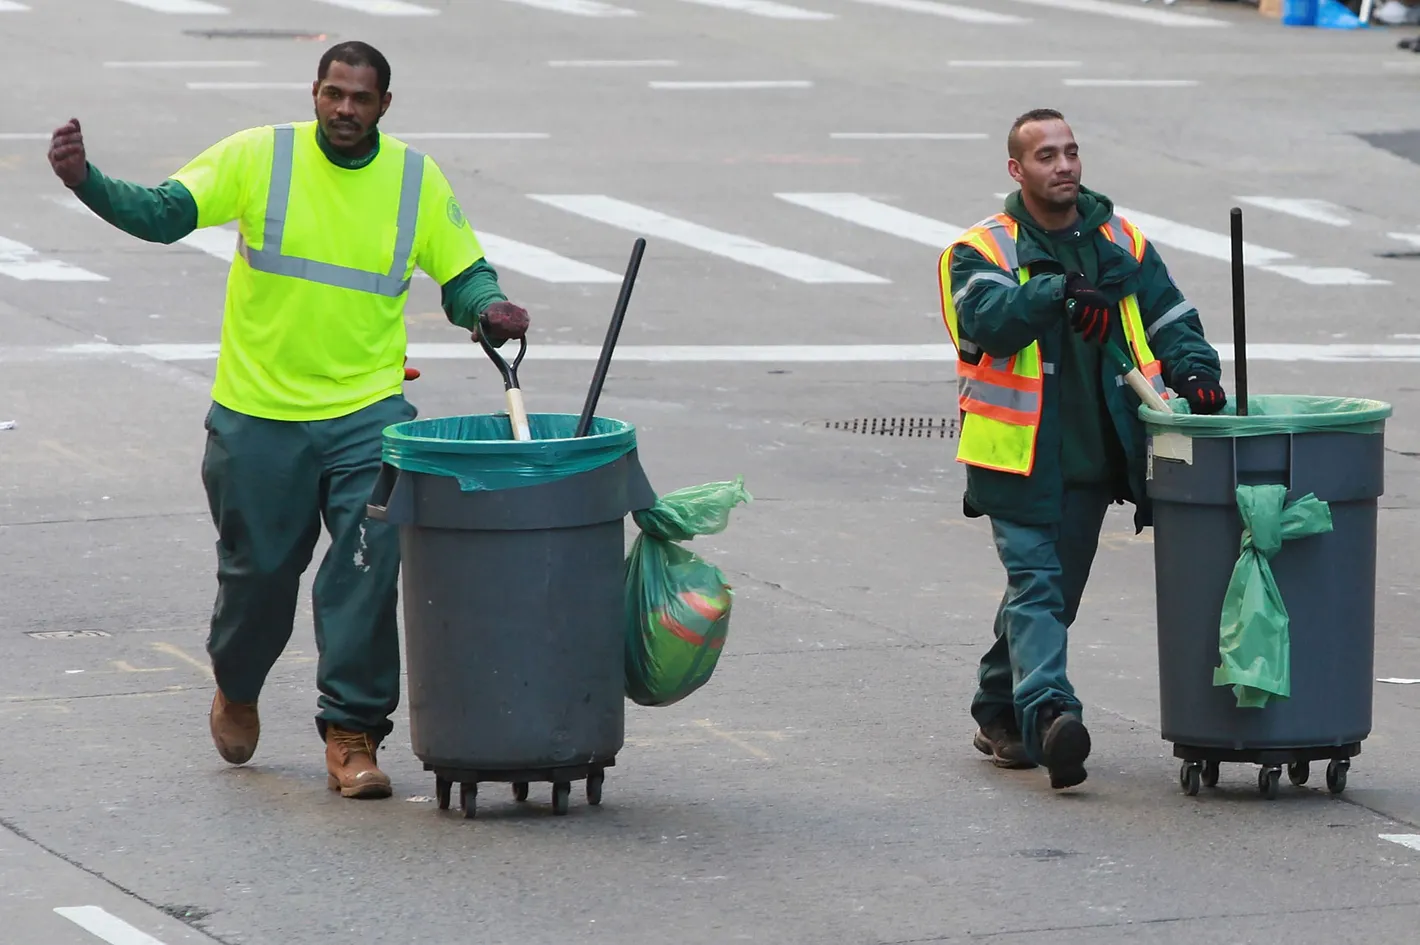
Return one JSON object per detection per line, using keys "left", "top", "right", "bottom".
{"left": 650, "top": 80, "right": 813, "bottom": 89}
{"left": 1378, "top": 678, "right": 1420, "bottom": 684}
{"left": 528, "top": 194, "right": 888, "bottom": 284}
{"left": 1388, "top": 232, "right": 1420, "bottom": 249}
{"left": 668, "top": 0, "right": 834, "bottom": 19}
{"left": 1001, "top": 0, "right": 1228, "bottom": 27}
{"left": 104, "top": 60, "right": 261, "bottom": 67}
{"left": 0, "top": 1, "right": 31, "bottom": 9}
{"left": 548, "top": 59, "right": 679, "bottom": 66}
{"left": 110, "top": 0, "right": 228, "bottom": 11}
{"left": 1381, "top": 835, "right": 1420, "bottom": 852}
{"left": 386, "top": 132, "right": 550, "bottom": 139}
{"left": 55, "top": 906, "right": 167, "bottom": 945}
{"left": 0, "top": 237, "right": 107, "bottom": 282}
{"left": 28, "top": 342, "right": 1420, "bottom": 364}
{"left": 186, "top": 81, "right": 307, "bottom": 90}
{"left": 0, "top": 133, "right": 49, "bottom": 140}
{"left": 1237, "top": 197, "right": 1351, "bottom": 227}
{"left": 834, "top": 0, "right": 1027, "bottom": 24}
{"left": 310, "top": 0, "right": 440, "bottom": 13}
{"left": 496, "top": 0, "right": 638, "bottom": 16}
{"left": 830, "top": 132, "right": 986, "bottom": 140}
{"left": 1064, "top": 79, "right": 1199, "bottom": 88}
{"left": 949, "top": 60, "right": 1080, "bottom": 67}
{"left": 777, "top": 193, "right": 964, "bottom": 247}
{"left": 477, "top": 232, "right": 623, "bottom": 283}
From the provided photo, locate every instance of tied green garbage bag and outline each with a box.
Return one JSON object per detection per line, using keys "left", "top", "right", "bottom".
{"left": 1214, "top": 484, "right": 1333, "bottom": 708}
{"left": 624, "top": 478, "right": 752, "bottom": 707}
{"left": 381, "top": 413, "right": 636, "bottom": 492}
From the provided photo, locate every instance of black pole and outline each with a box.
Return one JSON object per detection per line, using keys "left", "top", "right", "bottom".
{"left": 1230, "top": 207, "right": 1249, "bottom": 417}
{"left": 576, "top": 237, "right": 646, "bottom": 437}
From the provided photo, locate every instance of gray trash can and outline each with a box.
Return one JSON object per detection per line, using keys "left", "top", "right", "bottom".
{"left": 367, "top": 412, "right": 657, "bottom": 819}
{"left": 1143, "top": 394, "right": 1392, "bottom": 799}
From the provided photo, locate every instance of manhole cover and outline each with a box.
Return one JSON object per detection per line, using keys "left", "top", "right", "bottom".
{"left": 25, "top": 629, "right": 111, "bottom": 639}
{"left": 815, "top": 417, "right": 957, "bottom": 438}
{"left": 183, "top": 28, "right": 331, "bottom": 40}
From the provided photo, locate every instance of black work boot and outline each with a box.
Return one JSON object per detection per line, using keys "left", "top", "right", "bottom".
{"left": 1038, "top": 705, "right": 1091, "bottom": 789}
{"left": 973, "top": 714, "right": 1037, "bottom": 770}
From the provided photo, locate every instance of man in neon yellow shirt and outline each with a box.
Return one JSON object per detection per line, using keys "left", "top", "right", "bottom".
{"left": 47, "top": 41, "right": 531, "bottom": 799}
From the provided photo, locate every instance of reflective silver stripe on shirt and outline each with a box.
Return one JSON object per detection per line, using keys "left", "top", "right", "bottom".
{"left": 952, "top": 269, "right": 1018, "bottom": 307}
{"left": 1146, "top": 299, "right": 1194, "bottom": 340}
{"left": 1104, "top": 217, "right": 1133, "bottom": 254}
{"left": 240, "top": 123, "right": 426, "bottom": 298}
{"left": 960, "top": 376, "right": 1040, "bottom": 415}
{"left": 979, "top": 217, "right": 1020, "bottom": 271}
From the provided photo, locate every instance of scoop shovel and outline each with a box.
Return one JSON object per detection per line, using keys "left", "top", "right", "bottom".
{"left": 475, "top": 314, "right": 532, "bottom": 441}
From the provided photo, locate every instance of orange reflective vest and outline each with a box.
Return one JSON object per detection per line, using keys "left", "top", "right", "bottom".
{"left": 937, "top": 212, "right": 1168, "bottom": 477}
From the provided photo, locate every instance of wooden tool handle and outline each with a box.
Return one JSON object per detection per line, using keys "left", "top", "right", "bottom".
{"left": 1124, "top": 368, "right": 1170, "bottom": 414}
{"left": 506, "top": 388, "right": 532, "bottom": 442}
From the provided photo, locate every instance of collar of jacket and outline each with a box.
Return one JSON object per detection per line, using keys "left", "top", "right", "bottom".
{"left": 1004, "top": 187, "right": 1145, "bottom": 300}
{"left": 315, "top": 123, "right": 381, "bottom": 170}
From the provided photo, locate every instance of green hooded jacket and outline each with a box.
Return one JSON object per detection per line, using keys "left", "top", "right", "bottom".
{"left": 946, "top": 186, "right": 1222, "bottom": 531}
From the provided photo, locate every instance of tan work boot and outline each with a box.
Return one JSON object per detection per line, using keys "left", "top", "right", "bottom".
{"left": 209, "top": 689, "right": 259, "bottom": 765}
{"left": 325, "top": 726, "right": 392, "bottom": 799}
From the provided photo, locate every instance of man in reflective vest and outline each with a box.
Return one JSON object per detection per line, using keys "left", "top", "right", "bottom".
{"left": 47, "top": 41, "right": 531, "bottom": 799}
{"left": 938, "top": 108, "right": 1226, "bottom": 790}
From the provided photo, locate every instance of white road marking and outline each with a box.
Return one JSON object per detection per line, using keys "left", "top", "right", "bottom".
{"left": 649, "top": 80, "right": 813, "bottom": 89}
{"left": 0, "top": 133, "right": 49, "bottom": 140}
{"left": 55, "top": 906, "right": 168, "bottom": 945}
{"left": 1237, "top": 197, "right": 1351, "bottom": 227}
{"left": 1261, "top": 265, "right": 1389, "bottom": 286}
{"left": 477, "top": 232, "right": 623, "bottom": 283}
{"left": 0, "top": 1, "right": 31, "bottom": 9}
{"left": 310, "top": 0, "right": 439, "bottom": 12}
{"left": 948, "top": 60, "right": 1080, "bottom": 67}
{"left": 496, "top": 0, "right": 637, "bottom": 16}
{"left": 387, "top": 132, "right": 550, "bottom": 139}
{"left": 1063, "top": 79, "right": 1199, "bottom": 87}
{"left": 528, "top": 193, "right": 888, "bottom": 284}
{"left": 186, "top": 82, "right": 307, "bottom": 90}
{"left": 1388, "top": 232, "right": 1420, "bottom": 249}
{"left": 548, "top": 59, "right": 679, "bottom": 66}
{"left": 1381, "top": 835, "right": 1420, "bottom": 852}
{"left": 22, "top": 342, "right": 1420, "bottom": 364}
{"left": 834, "top": 0, "right": 1027, "bottom": 24}
{"left": 830, "top": 132, "right": 986, "bottom": 140}
{"left": 669, "top": 0, "right": 833, "bottom": 18}
{"left": 777, "top": 193, "right": 964, "bottom": 247}
{"left": 0, "top": 237, "right": 107, "bottom": 282}
{"left": 1378, "top": 678, "right": 1420, "bottom": 684}
{"left": 110, "top": 0, "right": 228, "bottom": 12}
{"left": 104, "top": 60, "right": 261, "bottom": 67}
{"left": 1001, "top": 0, "right": 1228, "bottom": 27}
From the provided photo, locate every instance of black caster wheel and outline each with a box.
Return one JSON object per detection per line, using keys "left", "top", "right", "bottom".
{"left": 1202, "top": 761, "right": 1220, "bottom": 789}
{"left": 436, "top": 777, "right": 451, "bottom": 811}
{"left": 512, "top": 782, "right": 529, "bottom": 803}
{"left": 587, "top": 770, "right": 605, "bottom": 806}
{"left": 1326, "top": 759, "right": 1349, "bottom": 795}
{"left": 1288, "top": 761, "right": 1310, "bottom": 787}
{"left": 460, "top": 783, "right": 477, "bottom": 820}
{"left": 552, "top": 781, "right": 571, "bottom": 816}
{"left": 1258, "top": 766, "right": 1280, "bottom": 800}
{"left": 1180, "top": 762, "right": 1201, "bottom": 797}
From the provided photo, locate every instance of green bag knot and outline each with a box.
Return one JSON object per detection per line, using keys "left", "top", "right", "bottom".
{"left": 1213, "top": 484, "right": 1333, "bottom": 708}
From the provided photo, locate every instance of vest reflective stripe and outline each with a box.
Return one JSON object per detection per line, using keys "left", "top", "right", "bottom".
{"left": 237, "top": 124, "right": 427, "bottom": 298}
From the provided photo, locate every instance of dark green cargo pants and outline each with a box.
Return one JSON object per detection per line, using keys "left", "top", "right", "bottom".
{"left": 200, "top": 394, "right": 417, "bottom": 741}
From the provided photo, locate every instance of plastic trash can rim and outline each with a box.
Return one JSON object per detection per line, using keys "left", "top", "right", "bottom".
{"left": 382, "top": 413, "right": 635, "bottom": 449}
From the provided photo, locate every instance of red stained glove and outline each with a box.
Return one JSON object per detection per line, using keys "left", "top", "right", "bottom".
{"left": 473, "top": 301, "right": 530, "bottom": 345}
{"left": 404, "top": 356, "right": 420, "bottom": 381}
{"left": 1064, "top": 272, "right": 1112, "bottom": 345}
{"left": 1177, "top": 375, "right": 1227, "bottom": 415}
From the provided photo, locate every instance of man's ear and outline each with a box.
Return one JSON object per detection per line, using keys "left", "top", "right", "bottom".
{"left": 1007, "top": 158, "right": 1025, "bottom": 185}
{"left": 380, "top": 92, "right": 392, "bottom": 118}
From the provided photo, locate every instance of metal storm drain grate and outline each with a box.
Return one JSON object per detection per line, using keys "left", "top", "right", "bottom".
{"left": 25, "top": 629, "right": 111, "bottom": 640}
{"left": 183, "top": 28, "right": 331, "bottom": 40}
{"left": 818, "top": 417, "right": 957, "bottom": 438}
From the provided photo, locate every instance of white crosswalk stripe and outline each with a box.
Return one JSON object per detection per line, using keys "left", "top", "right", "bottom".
{"left": 833, "top": 0, "right": 1027, "bottom": 24}
{"left": 494, "top": 0, "right": 638, "bottom": 16}
{"left": 1000, "top": 0, "right": 1228, "bottom": 27}
{"left": 0, "top": 1, "right": 31, "bottom": 10}
{"left": 109, "top": 0, "right": 228, "bottom": 12}
{"left": 776, "top": 193, "right": 964, "bottom": 246}
{"left": 665, "top": 0, "right": 835, "bottom": 19}
{"left": 1237, "top": 197, "right": 1352, "bottom": 227}
{"left": 309, "top": 0, "right": 440, "bottom": 15}
{"left": 0, "top": 236, "right": 107, "bottom": 282}
{"left": 529, "top": 193, "right": 889, "bottom": 283}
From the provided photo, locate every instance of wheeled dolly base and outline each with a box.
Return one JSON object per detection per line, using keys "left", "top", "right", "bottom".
{"left": 427, "top": 757, "right": 616, "bottom": 819}
{"left": 1173, "top": 743, "right": 1359, "bottom": 800}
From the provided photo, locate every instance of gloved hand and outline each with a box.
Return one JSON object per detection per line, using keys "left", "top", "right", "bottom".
{"left": 1063, "top": 272, "right": 1111, "bottom": 344}
{"left": 403, "top": 356, "right": 420, "bottom": 381}
{"left": 472, "top": 301, "right": 530, "bottom": 346}
{"left": 1176, "top": 374, "right": 1227, "bottom": 415}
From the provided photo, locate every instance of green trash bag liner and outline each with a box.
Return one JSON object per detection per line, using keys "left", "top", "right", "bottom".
{"left": 1213, "top": 484, "right": 1334, "bottom": 709}
{"left": 381, "top": 413, "right": 636, "bottom": 492}
{"left": 624, "top": 478, "right": 752, "bottom": 707}
{"left": 1141, "top": 394, "right": 1391, "bottom": 437}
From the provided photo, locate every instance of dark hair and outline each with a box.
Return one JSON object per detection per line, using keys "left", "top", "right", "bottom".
{"left": 1007, "top": 108, "right": 1065, "bottom": 159}
{"left": 317, "top": 41, "right": 391, "bottom": 95}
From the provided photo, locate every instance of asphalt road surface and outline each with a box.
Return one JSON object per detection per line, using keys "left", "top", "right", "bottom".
{"left": 4, "top": 1, "right": 1420, "bottom": 943}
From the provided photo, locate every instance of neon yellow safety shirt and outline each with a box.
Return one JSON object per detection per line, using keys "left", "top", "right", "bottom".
{"left": 169, "top": 119, "right": 485, "bottom": 422}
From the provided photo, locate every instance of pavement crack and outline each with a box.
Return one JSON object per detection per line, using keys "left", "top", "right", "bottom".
{"left": 0, "top": 510, "right": 206, "bottom": 528}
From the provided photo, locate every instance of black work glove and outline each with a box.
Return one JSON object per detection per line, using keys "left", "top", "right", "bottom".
{"left": 1176, "top": 375, "right": 1227, "bottom": 415}
{"left": 472, "top": 301, "right": 530, "bottom": 347}
{"left": 1063, "top": 272, "right": 1111, "bottom": 345}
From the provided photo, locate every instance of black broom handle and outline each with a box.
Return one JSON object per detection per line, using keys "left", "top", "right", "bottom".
{"left": 576, "top": 238, "right": 646, "bottom": 437}
{"left": 1230, "top": 207, "right": 1249, "bottom": 417}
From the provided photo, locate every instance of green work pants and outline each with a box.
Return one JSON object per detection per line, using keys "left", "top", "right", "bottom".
{"left": 970, "top": 487, "right": 1112, "bottom": 765}
{"left": 200, "top": 394, "right": 417, "bottom": 741}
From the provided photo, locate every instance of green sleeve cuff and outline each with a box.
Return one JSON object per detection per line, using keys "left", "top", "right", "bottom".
{"left": 440, "top": 258, "right": 508, "bottom": 332}
{"left": 72, "top": 163, "right": 199, "bottom": 245}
